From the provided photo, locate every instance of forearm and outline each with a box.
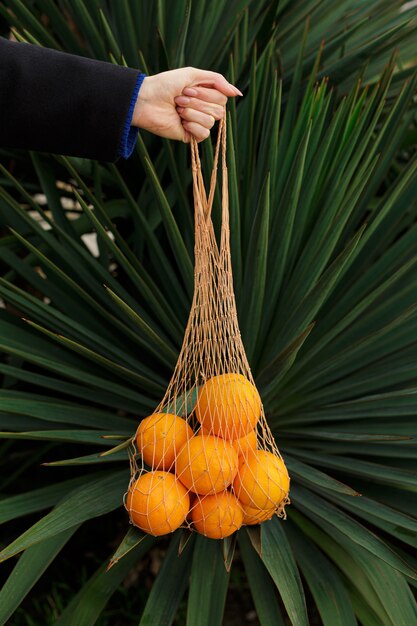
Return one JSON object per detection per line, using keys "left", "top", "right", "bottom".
{"left": 0, "top": 38, "right": 142, "bottom": 161}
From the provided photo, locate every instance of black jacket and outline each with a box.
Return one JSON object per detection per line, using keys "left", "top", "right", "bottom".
{"left": 0, "top": 38, "right": 141, "bottom": 161}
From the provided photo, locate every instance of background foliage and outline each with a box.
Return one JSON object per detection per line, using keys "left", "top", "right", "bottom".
{"left": 0, "top": 1, "right": 417, "bottom": 624}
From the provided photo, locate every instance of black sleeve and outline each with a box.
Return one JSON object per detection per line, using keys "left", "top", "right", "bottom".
{"left": 0, "top": 38, "right": 141, "bottom": 161}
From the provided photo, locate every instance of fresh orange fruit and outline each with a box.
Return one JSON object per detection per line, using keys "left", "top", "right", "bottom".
{"left": 191, "top": 491, "right": 244, "bottom": 539}
{"left": 232, "top": 430, "right": 257, "bottom": 456}
{"left": 195, "top": 373, "right": 261, "bottom": 440}
{"left": 241, "top": 502, "right": 275, "bottom": 525}
{"left": 136, "top": 412, "right": 193, "bottom": 470}
{"left": 233, "top": 450, "right": 289, "bottom": 510}
{"left": 175, "top": 434, "right": 238, "bottom": 495}
{"left": 200, "top": 425, "right": 257, "bottom": 456}
{"left": 126, "top": 471, "right": 189, "bottom": 536}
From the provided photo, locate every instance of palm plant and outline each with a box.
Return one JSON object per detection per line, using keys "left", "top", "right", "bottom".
{"left": 1, "top": 1, "right": 417, "bottom": 624}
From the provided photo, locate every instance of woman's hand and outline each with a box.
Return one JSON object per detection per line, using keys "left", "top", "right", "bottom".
{"left": 132, "top": 67, "right": 241, "bottom": 142}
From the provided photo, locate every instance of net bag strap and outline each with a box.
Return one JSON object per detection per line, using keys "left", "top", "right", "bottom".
{"left": 190, "top": 116, "right": 230, "bottom": 262}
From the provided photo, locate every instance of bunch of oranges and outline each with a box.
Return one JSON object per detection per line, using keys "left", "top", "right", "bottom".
{"left": 125, "top": 373, "right": 290, "bottom": 539}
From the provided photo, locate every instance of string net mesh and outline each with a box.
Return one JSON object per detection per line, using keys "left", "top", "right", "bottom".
{"left": 125, "top": 118, "right": 290, "bottom": 539}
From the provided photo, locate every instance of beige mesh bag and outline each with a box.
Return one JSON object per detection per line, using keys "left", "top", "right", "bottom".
{"left": 125, "top": 117, "right": 290, "bottom": 539}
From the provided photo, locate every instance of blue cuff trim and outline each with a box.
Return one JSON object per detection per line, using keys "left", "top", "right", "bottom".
{"left": 118, "top": 72, "right": 146, "bottom": 159}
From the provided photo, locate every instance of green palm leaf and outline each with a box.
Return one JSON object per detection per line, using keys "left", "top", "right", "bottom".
{"left": 1, "top": 1, "right": 417, "bottom": 624}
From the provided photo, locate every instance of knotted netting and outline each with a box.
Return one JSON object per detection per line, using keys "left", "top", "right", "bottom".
{"left": 125, "top": 117, "right": 290, "bottom": 539}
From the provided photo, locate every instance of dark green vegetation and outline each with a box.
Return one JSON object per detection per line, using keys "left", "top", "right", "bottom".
{"left": 1, "top": 1, "right": 417, "bottom": 624}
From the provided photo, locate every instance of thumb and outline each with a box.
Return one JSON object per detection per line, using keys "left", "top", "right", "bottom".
{"left": 187, "top": 68, "right": 242, "bottom": 96}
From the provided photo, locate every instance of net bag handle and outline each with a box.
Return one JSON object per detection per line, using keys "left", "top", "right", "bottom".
{"left": 190, "top": 116, "right": 229, "bottom": 257}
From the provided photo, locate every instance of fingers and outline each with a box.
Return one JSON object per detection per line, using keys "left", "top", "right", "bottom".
{"left": 174, "top": 76, "right": 240, "bottom": 133}
{"left": 181, "top": 121, "right": 211, "bottom": 142}
{"left": 176, "top": 106, "right": 216, "bottom": 129}
{"left": 181, "top": 128, "right": 192, "bottom": 144}
{"left": 176, "top": 102, "right": 220, "bottom": 143}
{"left": 174, "top": 95, "right": 225, "bottom": 120}
{"left": 173, "top": 67, "right": 243, "bottom": 143}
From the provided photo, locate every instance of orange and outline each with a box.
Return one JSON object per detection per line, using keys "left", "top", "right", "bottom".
{"left": 191, "top": 491, "right": 244, "bottom": 539}
{"left": 175, "top": 434, "right": 238, "bottom": 495}
{"left": 233, "top": 450, "right": 290, "bottom": 510}
{"left": 195, "top": 373, "right": 261, "bottom": 440}
{"left": 200, "top": 425, "right": 257, "bottom": 456}
{"left": 232, "top": 430, "right": 257, "bottom": 456}
{"left": 126, "top": 471, "right": 189, "bottom": 536}
{"left": 242, "top": 502, "right": 275, "bottom": 525}
{"left": 136, "top": 412, "right": 193, "bottom": 470}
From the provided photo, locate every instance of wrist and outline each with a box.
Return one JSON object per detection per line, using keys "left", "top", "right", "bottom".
{"left": 132, "top": 75, "right": 155, "bottom": 129}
